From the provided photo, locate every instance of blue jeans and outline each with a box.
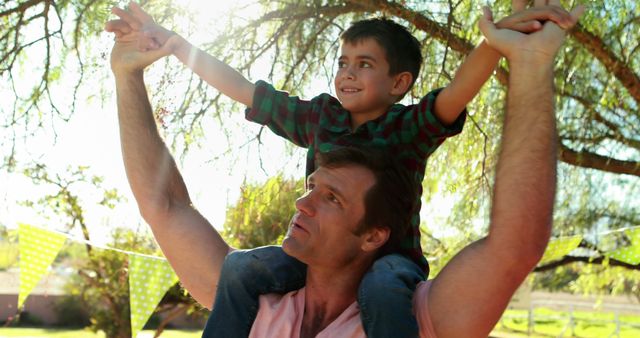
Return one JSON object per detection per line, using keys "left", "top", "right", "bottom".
{"left": 202, "top": 246, "right": 425, "bottom": 338}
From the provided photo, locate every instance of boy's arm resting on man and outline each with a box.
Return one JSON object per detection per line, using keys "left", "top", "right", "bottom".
{"left": 108, "top": 19, "right": 232, "bottom": 309}
{"left": 424, "top": 2, "right": 583, "bottom": 337}
{"left": 433, "top": 3, "right": 577, "bottom": 126}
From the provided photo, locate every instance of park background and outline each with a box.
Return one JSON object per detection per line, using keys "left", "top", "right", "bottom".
{"left": 0, "top": 0, "right": 639, "bottom": 337}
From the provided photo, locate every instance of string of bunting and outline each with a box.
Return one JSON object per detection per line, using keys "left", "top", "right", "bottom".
{"left": 16, "top": 223, "right": 178, "bottom": 338}
{"left": 15, "top": 223, "right": 640, "bottom": 336}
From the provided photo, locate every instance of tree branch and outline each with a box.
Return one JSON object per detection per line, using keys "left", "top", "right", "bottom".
{"left": 0, "top": 0, "right": 43, "bottom": 18}
{"left": 559, "top": 143, "right": 640, "bottom": 177}
{"left": 570, "top": 24, "right": 640, "bottom": 105}
{"left": 535, "top": 255, "right": 639, "bottom": 272}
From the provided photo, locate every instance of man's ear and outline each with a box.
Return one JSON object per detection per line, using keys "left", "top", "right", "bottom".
{"left": 390, "top": 72, "right": 413, "bottom": 97}
{"left": 361, "top": 226, "right": 390, "bottom": 252}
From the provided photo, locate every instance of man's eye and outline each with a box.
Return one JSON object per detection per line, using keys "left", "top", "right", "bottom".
{"left": 338, "top": 61, "right": 346, "bottom": 68}
{"left": 360, "top": 62, "right": 371, "bottom": 68}
{"left": 328, "top": 194, "right": 340, "bottom": 204}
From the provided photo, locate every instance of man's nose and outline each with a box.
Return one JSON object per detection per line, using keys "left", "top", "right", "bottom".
{"left": 295, "top": 191, "right": 316, "bottom": 217}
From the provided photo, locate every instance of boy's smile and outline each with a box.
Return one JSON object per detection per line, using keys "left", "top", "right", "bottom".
{"left": 335, "top": 38, "right": 405, "bottom": 128}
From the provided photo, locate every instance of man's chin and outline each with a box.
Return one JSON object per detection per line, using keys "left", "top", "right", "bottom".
{"left": 281, "top": 236, "right": 294, "bottom": 254}
{"left": 282, "top": 236, "right": 304, "bottom": 261}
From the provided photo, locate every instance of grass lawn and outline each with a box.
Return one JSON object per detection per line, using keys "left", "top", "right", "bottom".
{"left": 493, "top": 308, "right": 640, "bottom": 337}
{"left": 0, "top": 328, "right": 201, "bottom": 338}
{"left": 2, "top": 309, "right": 640, "bottom": 337}
{"left": 0, "top": 241, "right": 19, "bottom": 270}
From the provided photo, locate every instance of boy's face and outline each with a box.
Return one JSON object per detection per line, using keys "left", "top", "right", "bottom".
{"left": 335, "top": 38, "right": 401, "bottom": 119}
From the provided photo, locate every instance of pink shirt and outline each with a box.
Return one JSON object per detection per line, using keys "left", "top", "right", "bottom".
{"left": 248, "top": 280, "right": 437, "bottom": 338}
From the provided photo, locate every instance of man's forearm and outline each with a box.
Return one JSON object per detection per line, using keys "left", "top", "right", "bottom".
{"left": 435, "top": 41, "right": 500, "bottom": 125}
{"left": 115, "top": 72, "right": 230, "bottom": 306}
{"left": 173, "top": 38, "right": 256, "bottom": 107}
{"left": 490, "top": 60, "right": 557, "bottom": 264}
{"left": 116, "top": 72, "right": 188, "bottom": 213}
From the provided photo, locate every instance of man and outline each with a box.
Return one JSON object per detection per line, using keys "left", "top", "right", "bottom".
{"left": 106, "top": 0, "right": 583, "bottom": 336}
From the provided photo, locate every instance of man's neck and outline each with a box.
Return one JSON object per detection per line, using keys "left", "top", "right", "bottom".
{"left": 299, "top": 263, "right": 370, "bottom": 338}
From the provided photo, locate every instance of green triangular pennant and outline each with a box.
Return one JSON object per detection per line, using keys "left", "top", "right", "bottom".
{"left": 18, "top": 224, "right": 67, "bottom": 308}
{"left": 538, "top": 235, "right": 582, "bottom": 266}
{"left": 129, "top": 254, "right": 178, "bottom": 338}
{"left": 608, "top": 228, "right": 640, "bottom": 265}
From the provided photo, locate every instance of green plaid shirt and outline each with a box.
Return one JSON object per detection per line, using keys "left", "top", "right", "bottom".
{"left": 246, "top": 80, "right": 466, "bottom": 274}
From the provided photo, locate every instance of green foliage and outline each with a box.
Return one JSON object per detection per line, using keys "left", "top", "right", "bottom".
{"left": 223, "top": 174, "right": 304, "bottom": 249}
{"left": 532, "top": 265, "right": 581, "bottom": 293}
{"left": 19, "top": 163, "right": 202, "bottom": 337}
{"left": 0, "top": 238, "right": 19, "bottom": 271}
{"left": 2, "top": 0, "right": 638, "bottom": 306}
{"left": 570, "top": 263, "right": 640, "bottom": 302}
{"left": 60, "top": 229, "right": 158, "bottom": 338}
{"left": 53, "top": 294, "right": 91, "bottom": 327}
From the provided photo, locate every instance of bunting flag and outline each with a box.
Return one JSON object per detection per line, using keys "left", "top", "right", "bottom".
{"left": 129, "top": 254, "right": 179, "bottom": 338}
{"left": 608, "top": 228, "right": 640, "bottom": 265}
{"left": 18, "top": 223, "right": 67, "bottom": 308}
{"left": 538, "top": 235, "right": 583, "bottom": 266}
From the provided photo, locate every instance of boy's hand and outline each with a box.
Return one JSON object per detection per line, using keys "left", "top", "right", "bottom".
{"left": 105, "top": 3, "right": 173, "bottom": 74}
{"left": 110, "top": 1, "right": 177, "bottom": 53}
{"left": 494, "top": 3, "right": 577, "bottom": 34}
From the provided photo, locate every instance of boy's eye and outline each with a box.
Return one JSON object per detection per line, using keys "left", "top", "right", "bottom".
{"left": 338, "top": 61, "right": 346, "bottom": 68}
{"left": 359, "top": 61, "right": 371, "bottom": 68}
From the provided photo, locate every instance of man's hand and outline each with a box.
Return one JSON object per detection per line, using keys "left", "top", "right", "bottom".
{"left": 480, "top": 0, "right": 584, "bottom": 65}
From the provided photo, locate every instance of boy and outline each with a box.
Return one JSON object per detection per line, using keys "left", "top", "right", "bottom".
{"left": 108, "top": 2, "right": 569, "bottom": 336}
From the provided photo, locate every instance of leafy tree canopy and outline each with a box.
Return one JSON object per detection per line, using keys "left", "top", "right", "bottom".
{"left": 2, "top": 0, "right": 638, "bottom": 296}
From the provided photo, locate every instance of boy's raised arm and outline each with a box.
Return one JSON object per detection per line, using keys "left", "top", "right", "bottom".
{"left": 116, "top": 2, "right": 256, "bottom": 107}
{"left": 433, "top": 2, "right": 576, "bottom": 126}
{"left": 433, "top": 41, "right": 501, "bottom": 125}
{"left": 167, "top": 35, "right": 256, "bottom": 107}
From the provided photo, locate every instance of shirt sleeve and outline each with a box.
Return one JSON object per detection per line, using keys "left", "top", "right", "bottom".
{"left": 405, "top": 88, "right": 467, "bottom": 158}
{"left": 413, "top": 280, "right": 438, "bottom": 338}
{"left": 245, "top": 80, "right": 325, "bottom": 148}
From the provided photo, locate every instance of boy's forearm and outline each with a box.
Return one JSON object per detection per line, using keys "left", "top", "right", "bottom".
{"left": 173, "top": 36, "right": 256, "bottom": 107}
{"left": 434, "top": 41, "right": 500, "bottom": 125}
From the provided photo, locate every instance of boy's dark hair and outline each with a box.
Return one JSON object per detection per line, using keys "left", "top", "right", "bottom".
{"left": 341, "top": 17, "right": 423, "bottom": 98}
{"left": 316, "top": 146, "right": 417, "bottom": 255}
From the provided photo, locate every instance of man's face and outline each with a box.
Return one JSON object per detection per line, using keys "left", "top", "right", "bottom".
{"left": 334, "top": 38, "right": 399, "bottom": 119}
{"left": 282, "top": 164, "right": 376, "bottom": 268}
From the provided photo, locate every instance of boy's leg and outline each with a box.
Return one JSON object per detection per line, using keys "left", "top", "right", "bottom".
{"left": 357, "top": 254, "right": 425, "bottom": 338}
{"left": 202, "top": 245, "right": 307, "bottom": 337}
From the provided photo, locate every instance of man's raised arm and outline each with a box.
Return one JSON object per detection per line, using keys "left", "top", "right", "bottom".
{"left": 424, "top": 1, "right": 584, "bottom": 337}
{"left": 106, "top": 18, "right": 231, "bottom": 308}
